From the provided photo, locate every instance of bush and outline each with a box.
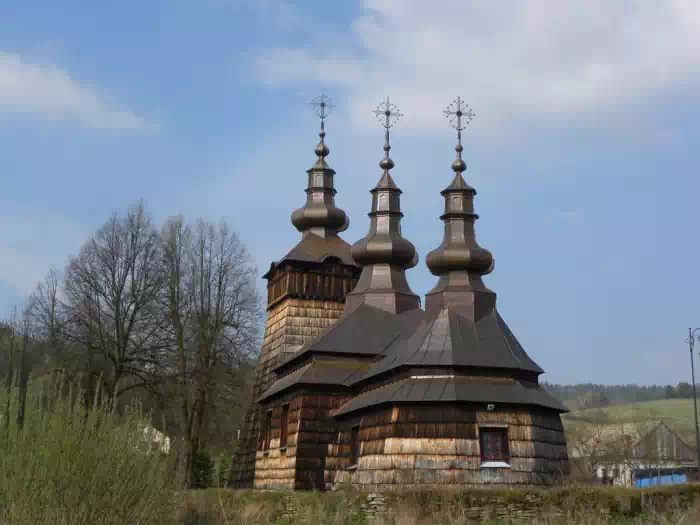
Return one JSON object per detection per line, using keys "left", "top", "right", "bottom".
{"left": 0, "top": 376, "right": 174, "bottom": 525}
{"left": 192, "top": 449, "right": 214, "bottom": 489}
{"left": 213, "top": 453, "right": 233, "bottom": 488}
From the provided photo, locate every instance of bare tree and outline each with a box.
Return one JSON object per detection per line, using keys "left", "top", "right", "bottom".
{"left": 31, "top": 269, "right": 70, "bottom": 367}
{"left": 0, "top": 302, "right": 35, "bottom": 428}
{"left": 160, "top": 216, "right": 260, "bottom": 488}
{"left": 63, "top": 202, "right": 165, "bottom": 402}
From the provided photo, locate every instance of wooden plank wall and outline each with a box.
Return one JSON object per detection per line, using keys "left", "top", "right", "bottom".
{"left": 267, "top": 263, "right": 358, "bottom": 307}
{"left": 294, "top": 394, "right": 350, "bottom": 490}
{"left": 328, "top": 405, "right": 569, "bottom": 492}
{"left": 254, "top": 393, "right": 350, "bottom": 490}
{"left": 254, "top": 398, "right": 300, "bottom": 490}
{"left": 231, "top": 297, "right": 345, "bottom": 487}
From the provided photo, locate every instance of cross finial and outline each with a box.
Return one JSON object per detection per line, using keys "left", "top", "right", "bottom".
{"left": 444, "top": 97, "right": 474, "bottom": 172}
{"left": 373, "top": 96, "right": 402, "bottom": 129}
{"left": 310, "top": 92, "right": 334, "bottom": 160}
{"left": 311, "top": 91, "right": 334, "bottom": 121}
{"left": 373, "top": 97, "right": 402, "bottom": 173}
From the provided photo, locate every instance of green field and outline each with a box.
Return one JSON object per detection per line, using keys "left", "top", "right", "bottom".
{"left": 563, "top": 398, "right": 700, "bottom": 441}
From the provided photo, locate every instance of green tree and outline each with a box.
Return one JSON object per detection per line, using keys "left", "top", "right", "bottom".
{"left": 676, "top": 382, "right": 693, "bottom": 399}
{"left": 664, "top": 384, "right": 676, "bottom": 399}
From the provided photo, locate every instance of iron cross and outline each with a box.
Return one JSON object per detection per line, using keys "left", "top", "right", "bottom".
{"left": 373, "top": 97, "right": 402, "bottom": 129}
{"left": 310, "top": 92, "right": 334, "bottom": 121}
{"left": 444, "top": 96, "right": 475, "bottom": 132}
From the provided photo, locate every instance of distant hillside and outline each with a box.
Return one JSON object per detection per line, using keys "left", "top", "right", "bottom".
{"left": 562, "top": 398, "right": 699, "bottom": 445}
{"left": 541, "top": 381, "right": 696, "bottom": 409}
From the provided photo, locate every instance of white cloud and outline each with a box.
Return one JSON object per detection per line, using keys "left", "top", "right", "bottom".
{"left": 0, "top": 51, "right": 152, "bottom": 130}
{"left": 253, "top": 1, "right": 700, "bottom": 136}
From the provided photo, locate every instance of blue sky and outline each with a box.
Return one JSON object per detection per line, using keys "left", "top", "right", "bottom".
{"left": 0, "top": 1, "right": 698, "bottom": 385}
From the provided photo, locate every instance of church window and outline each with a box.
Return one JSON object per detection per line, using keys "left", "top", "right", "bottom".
{"left": 480, "top": 427, "right": 509, "bottom": 464}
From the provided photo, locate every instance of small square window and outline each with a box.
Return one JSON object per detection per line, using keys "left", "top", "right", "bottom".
{"left": 480, "top": 427, "right": 509, "bottom": 465}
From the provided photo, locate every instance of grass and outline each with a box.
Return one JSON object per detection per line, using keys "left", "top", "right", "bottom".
{"left": 0, "top": 376, "right": 175, "bottom": 525}
{"left": 176, "top": 486, "right": 700, "bottom": 524}
{"left": 562, "top": 399, "right": 699, "bottom": 440}
{"left": 4, "top": 375, "right": 700, "bottom": 525}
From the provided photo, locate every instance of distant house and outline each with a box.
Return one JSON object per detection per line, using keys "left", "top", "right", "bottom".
{"left": 142, "top": 425, "right": 171, "bottom": 454}
{"left": 574, "top": 391, "right": 610, "bottom": 411}
{"left": 570, "top": 421, "right": 695, "bottom": 487}
{"left": 629, "top": 421, "right": 695, "bottom": 487}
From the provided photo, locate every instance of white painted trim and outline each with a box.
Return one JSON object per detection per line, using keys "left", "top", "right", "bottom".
{"left": 479, "top": 424, "right": 509, "bottom": 428}
{"left": 409, "top": 375, "right": 456, "bottom": 379}
{"left": 481, "top": 461, "right": 511, "bottom": 468}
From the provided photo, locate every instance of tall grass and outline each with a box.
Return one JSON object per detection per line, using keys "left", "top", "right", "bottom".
{"left": 0, "top": 376, "right": 174, "bottom": 525}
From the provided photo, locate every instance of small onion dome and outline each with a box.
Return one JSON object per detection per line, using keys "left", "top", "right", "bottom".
{"left": 425, "top": 171, "right": 494, "bottom": 276}
{"left": 291, "top": 203, "right": 348, "bottom": 233}
{"left": 290, "top": 125, "right": 349, "bottom": 234}
{"left": 426, "top": 241, "right": 493, "bottom": 275}
{"left": 351, "top": 230, "right": 418, "bottom": 268}
{"left": 351, "top": 171, "right": 417, "bottom": 269}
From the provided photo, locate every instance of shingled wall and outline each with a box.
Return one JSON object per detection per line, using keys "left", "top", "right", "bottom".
{"left": 255, "top": 393, "right": 351, "bottom": 490}
{"left": 328, "top": 404, "right": 568, "bottom": 492}
{"left": 231, "top": 298, "right": 346, "bottom": 487}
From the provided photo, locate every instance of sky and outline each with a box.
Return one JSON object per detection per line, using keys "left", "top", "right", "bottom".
{"left": 0, "top": 0, "right": 698, "bottom": 386}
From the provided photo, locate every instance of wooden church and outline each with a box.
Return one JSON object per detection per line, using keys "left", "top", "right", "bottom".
{"left": 231, "top": 96, "right": 569, "bottom": 491}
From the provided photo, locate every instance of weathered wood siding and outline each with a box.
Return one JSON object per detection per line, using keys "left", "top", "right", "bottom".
{"left": 254, "top": 397, "right": 300, "bottom": 490}
{"left": 294, "top": 394, "right": 349, "bottom": 490}
{"left": 328, "top": 405, "right": 568, "bottom": 492}
{"left": 231, "top": 294, "right": 349, "bottom": 487}
{"left": 254, "top": 393, "right": 350, "bottom": 490}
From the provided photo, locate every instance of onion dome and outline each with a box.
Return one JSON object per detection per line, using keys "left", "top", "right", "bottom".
{"left": 290, "top": 94, "right": 349, "bottom": 238}
{"left": 351, "top": 98, "right": 417, "bottom": 269}
{"left": 350, "top": 166, "right": 418, "bottom": 270}
{"left": 426, "top": 99, "right": 493, "bottom": 277}
{"left": 345, "top": 97, "right": 420, "bottom": 315}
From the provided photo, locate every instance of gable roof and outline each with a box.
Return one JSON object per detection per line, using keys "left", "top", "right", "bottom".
{"left": 632, "top": 421, "right": 696, "bottom": 460}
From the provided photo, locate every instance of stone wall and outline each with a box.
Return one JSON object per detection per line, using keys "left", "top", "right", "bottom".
{"left": 273, "top": 485, "right": 700, "bottom": 524}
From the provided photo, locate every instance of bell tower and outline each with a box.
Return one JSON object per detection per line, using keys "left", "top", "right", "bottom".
{"left": 231, "top": 94, "right": 361, "bottom": 487}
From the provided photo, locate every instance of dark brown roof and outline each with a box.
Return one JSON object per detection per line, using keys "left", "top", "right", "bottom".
{"left": 350, "top": 307, "right": 543, "bottom": 385}
{"left": 275, "top": 304, "right": 426, "bottom": 373}
{"left": 333, "top": 375, "right": 566, "bottom": 417}
{"left": 259, "top": 302, "right": 550, "bottom": 410}
{"left": 257, "top": 358, "right": 368, "bottom": 402}
{"left": 264, "top": 232, "right": 357, "bottom": 278}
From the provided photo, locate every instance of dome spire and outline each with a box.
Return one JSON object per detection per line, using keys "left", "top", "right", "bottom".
{"left": 291, "top": 92, "right": 349, "bottom": 238}
{"left": 345, "top": 97, "right": 420, "bottom": 315}
{"left": 312, "top": 91, "right": 331, "bottom": 163}
{"left": 445, "top": 95, "right": 472, "bottom": 175}
{"left": 425, "top": 98, "right": 494, "bottom": 314}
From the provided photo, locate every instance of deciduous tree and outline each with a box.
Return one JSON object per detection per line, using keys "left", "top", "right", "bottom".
{"left": 160, "top": 216, "right": 260, "bottom": 488}
{"left": 63, "top": 202, "right": 165, "bottom": 403}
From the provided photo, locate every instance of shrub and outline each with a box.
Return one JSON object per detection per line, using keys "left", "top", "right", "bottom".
{"left": 213, "top": 453, "right": 233, "bottom": 488}
{"left": 192, "top": 449, "right": 214, "bottom": 489}
{"left": 0, "top": 376, "right": 174, "bottom": 525}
